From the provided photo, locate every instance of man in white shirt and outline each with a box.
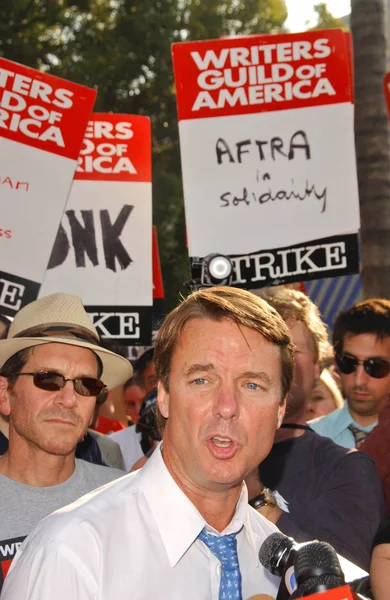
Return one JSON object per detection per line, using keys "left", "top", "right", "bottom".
{"left": 2, "top": 286, "right": 295, "bottom": 600}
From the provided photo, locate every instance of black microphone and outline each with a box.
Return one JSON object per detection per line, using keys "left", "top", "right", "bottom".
{"left": 259, "top": 532, "right": 298, "bottom": 600}
{"left": 259, "top": 533, "right": 369, "bottom": 600}
{"left": 290, "top": 541, "right": 344, "bottom": 598}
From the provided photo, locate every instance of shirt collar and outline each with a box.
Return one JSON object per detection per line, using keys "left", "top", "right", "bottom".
{"left": 331, "top": 402, "right": 356, "bottom": 437}
{"left": 139, "top": 443, "right": 251, "bottom": 567}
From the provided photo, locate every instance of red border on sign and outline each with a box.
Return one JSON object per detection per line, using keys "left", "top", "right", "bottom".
{"left": 384, "top": 72, "right": 390, "bottom": 119}
{"left": 152, "top": 226, "right": 164, "bottom": 299}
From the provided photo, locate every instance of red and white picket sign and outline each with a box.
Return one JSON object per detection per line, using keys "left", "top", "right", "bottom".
{"left": 384, "top": 72, "right": 390, "bottom": 118}
{"left": 41, "top": 113, "right": 153, "bottom": 344}
{"left": 172, "top": 30, "right": 360, "bottom": 282}
{"left": 0, "top": 58, "right": 96, "bottom": 315}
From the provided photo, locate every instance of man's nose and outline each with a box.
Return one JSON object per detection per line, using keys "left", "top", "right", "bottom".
{"left": 214, "top": 385, "right": 239, "bottom": 420}
{"left": 354, "top": 363, "right": 369, "bottom": 386}
{"left": 54, "top": 380, "right": 78, "bottom": 407}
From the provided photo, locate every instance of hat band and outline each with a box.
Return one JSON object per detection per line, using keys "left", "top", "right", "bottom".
{"left": 13, "top": 324, "right": 101, "bottom": 346}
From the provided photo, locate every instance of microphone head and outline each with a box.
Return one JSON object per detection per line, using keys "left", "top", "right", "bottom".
{"left": 294, "top": 542, "right": 345, "bottom": 596}
{"left": 258, "top": 532, "right": 295, "bottom": 577}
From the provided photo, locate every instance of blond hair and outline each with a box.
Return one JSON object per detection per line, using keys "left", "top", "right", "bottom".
{"left": 318, "top": 368, "right": 344, "bottom": 410}
{"left": 256, "top": 287, "right": 332, "bottom": 364}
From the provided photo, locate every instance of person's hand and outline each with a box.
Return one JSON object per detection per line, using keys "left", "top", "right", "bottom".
{"left": 255, "top": 503, "right": 284, "bottom": 524}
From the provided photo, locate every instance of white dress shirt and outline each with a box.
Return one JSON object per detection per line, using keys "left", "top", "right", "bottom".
{"left": 2, "top": 445, "right": 280, "bottom": 600}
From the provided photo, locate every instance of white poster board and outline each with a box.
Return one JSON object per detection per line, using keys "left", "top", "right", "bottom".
{"left": 41, "top": 114, "right": 152, "bottom": 344}
{"left": 172, "top": 30, "right": 360, "bottom": 287}
{"left": 0, "top": 58, "right": 96, "bottom": 314}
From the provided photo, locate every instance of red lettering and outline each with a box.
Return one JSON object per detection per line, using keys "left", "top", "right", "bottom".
{"left": 0, "top": 176, "right": 29, "bottom": 191}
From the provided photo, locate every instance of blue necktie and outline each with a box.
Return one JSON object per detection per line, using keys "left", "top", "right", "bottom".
{"left": 198, "top": 527, "right": 243, "bottom": 600}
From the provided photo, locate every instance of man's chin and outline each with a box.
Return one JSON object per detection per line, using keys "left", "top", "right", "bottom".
{"left": 349, "top": 399, "right": 378, "bottom": 417}
{"left": 206, "top": 464, "right": 247, "bottom": 490}
{"left": 38, "top": 435, "right": 80, "bottom": 457}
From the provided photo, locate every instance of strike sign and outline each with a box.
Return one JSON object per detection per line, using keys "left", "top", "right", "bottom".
{"left": 41, "top": 113, "right": 152, "bottom": 345}
{"left": 172, "top": 29, "right": 360, "bottom": 288}
{"left": 0, "top": 58, "right": 96, "bottom": 315}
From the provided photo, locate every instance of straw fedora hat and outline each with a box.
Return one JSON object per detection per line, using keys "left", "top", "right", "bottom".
{"left": 0, "top": 293, "right": 132, "bottom": 390}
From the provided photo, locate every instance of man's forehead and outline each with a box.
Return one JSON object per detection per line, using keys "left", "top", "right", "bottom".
{"left": 343, "top": 331, "right": 390, "bottom": 352}
{"left": 125, "top": 384, "right": 145, "bottom": 399}
{"left": 25, "top": 343, "right": 99, "bottom": 367}
{"left": 173, "top": 317, "right": 281, "bottom": 361}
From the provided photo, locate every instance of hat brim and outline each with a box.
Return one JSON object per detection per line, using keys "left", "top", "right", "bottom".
{"left": 0, "top": 337, "right": 132, "bottom": 390}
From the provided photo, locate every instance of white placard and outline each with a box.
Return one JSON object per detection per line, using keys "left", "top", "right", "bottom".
{"left": 40, "top": 113, "right": 153, "bottom": 343}
{"left": 0, "top": 57, "right": 96, "bottom": 314}
{"left": 180, "top": 103, "right": 359, "bottom": 256}
{"left": 172, "top": 29, "right": 360, "bottom": 286}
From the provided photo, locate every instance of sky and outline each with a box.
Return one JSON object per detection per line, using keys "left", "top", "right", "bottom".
{"left": 285, "top": 0, "right": 351, "bottom": 32}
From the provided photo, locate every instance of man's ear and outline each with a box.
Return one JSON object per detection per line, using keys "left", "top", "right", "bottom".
{"left": 277, "top": 397, "right": 287, "bottom": 429}
{"left": 157, "top": 381, "right": 170, "bottom": 419}
{"left": 0, "top": 376, "right": 12, "bottom": 416}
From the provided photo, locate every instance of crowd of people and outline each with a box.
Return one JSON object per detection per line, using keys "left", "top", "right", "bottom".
{"left": 0, "top": 286, "right": 389, "bottom": 598}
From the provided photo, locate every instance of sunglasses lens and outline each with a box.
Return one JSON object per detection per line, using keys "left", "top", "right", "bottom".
{"left": 335, "top": 355, "right": 357, "bottom": 374}
{"left": 365, "top": 359, "right": 390, "bottom": 379}
{"left": 75, "top": 378, "right": 106, "bottom": 397}
{"left": 336, "top": 355, "right": 390, "bottom": 379}
{"left": 33, "top": 371, "right": 64, "bottom": 391}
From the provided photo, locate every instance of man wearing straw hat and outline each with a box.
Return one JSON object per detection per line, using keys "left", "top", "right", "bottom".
{"left": 0, "top": 293, "right": 131, "bottom": 590}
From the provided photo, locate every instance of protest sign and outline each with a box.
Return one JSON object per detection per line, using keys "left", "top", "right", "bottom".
{"left": 41, "top": 113, "right": 153, "bottom": 344}
{"left": 172, "top": 29, "right": 360, "bottom": 288}
{"left": 0, "top": 58, "right": 96, "bottom": 315}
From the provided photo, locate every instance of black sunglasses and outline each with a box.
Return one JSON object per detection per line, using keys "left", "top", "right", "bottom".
{"left": 11, "top": 371, "right": 107, "bottom": 397}
{"left": 335, "top": 354, "right": 390, "bottom": 379}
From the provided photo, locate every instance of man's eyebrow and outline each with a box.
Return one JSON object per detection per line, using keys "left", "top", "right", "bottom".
{"left": 240, "top": 371, "right": 273, "bottom": 386}
{"left": 345, "top": 352, "right": 389, "bottom": 361}
{"left": 185, "top": 363, "right": 215, "bottom": 376}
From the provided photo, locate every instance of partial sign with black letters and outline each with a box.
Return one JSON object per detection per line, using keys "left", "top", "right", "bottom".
{"left": 41, "top": 113, "right": 152, "bottom": 344}
{"left": 172, "top": 29, "right": 360, "bottom": 287}
{"left": 0, "top": 58, "right": 96, "bottom": 315}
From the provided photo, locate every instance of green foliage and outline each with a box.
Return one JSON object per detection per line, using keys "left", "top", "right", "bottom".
{"left": 0, "top": 0, "right": 288, "bottom": 310}
{"left": 309, "top": 3, "right": 347, "bottom": 31}
{"left": 0, "top": 1, "right": 91, "bottom": 69}
{"left": 182, "top": 0, "right": 287, "bottom": 39}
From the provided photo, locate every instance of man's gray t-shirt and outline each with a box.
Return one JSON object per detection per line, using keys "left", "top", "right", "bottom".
{"left": 0, "top": 459, "right": 124, "bottom": 588}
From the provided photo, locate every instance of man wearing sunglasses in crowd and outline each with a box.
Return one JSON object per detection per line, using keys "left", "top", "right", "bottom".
{"left": 310, "top": 298, "right": 390, "bottom": 449}
{"left": 0, "top": 293, "right": 131, "bottom": 591}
